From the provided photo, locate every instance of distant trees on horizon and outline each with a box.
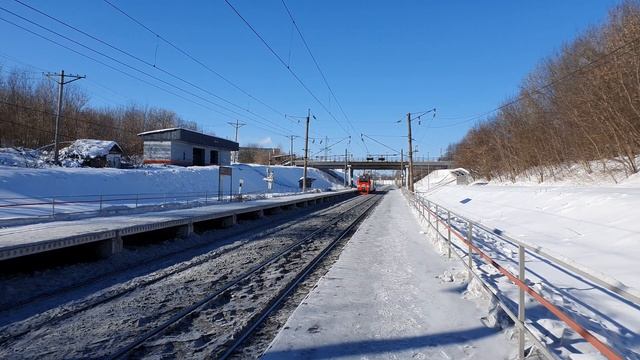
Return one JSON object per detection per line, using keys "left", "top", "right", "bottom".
{"left": 452, "top": 0, "right": 640, "bottom": 181}
{"left": 0, "top": 68, "right": 199, "bottom": 158}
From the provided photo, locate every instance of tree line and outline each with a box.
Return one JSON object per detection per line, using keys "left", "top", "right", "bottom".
{"left": 452, "top": 1, "right": 640, "bottom": 181}
{"left": 0, "top": 68, "right": 199, "bottom": 158}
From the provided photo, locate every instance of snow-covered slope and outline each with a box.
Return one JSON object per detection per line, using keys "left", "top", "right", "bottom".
{"left": 416, "top": 169, "right": 640, "bottom": 289}
{"left": 414, "top": 168, "right": 640, "bottom": 358}
{"left": 0, "top": 164, "right": 342, "bottom": 199}
{"left": 0, "top": 164, "right": 345, "bottom": 221}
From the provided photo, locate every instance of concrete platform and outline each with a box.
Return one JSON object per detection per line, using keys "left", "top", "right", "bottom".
{"left": 0, "top": 190, "right": 355, "bottom": 261}
{"left": 263, "top": 189, "right": 512, "bottom": 359}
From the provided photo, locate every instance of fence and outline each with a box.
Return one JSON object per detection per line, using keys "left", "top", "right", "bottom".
{"left": 0, "top": 189, "right": 303, "bottom": 221}
{"left": 405, "top": 190, "right": 636, "bottom": 360}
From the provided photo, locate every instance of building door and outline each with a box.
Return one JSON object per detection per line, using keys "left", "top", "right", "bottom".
{"left": 193, "top": 147, "right": 205, "bottom": 166}
{"left": 210, "top": 150, "right": 219, "bottom": 165}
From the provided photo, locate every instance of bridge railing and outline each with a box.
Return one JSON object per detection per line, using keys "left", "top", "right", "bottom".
{"left": 301, "top": 155, "right": 450, "bottom": 163}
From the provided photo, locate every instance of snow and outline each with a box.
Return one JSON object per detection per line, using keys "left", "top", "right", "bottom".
{"left": 264, "top": 189, "right": 512, "bottom": 359}
{"left": 137, "top": 127, "right": 180, "bottom": 136}
{"left": 0, "top": 164, "right": 345, "bottom": 221}
{"left": 59, "top": 139, "right": 120, "bottom": 158}
{"left": 414, "top": 168, "right": 640, "bottom": 359}
{"left": 0, "top": 148, "right": 43, "bottom": 168}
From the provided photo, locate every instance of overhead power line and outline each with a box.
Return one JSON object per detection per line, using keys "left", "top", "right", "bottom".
{"left": 223, "top": 0, "right": 351, "bottom": 136}
{"left": 280, "top": 0, "right": 357, "bottom": 134}
{"left": 7, "top": 1, "right": 292, "bottom": 136}
{"left": 361, "top": 134, "right": 400, "bottom": 154}
{"left": 432, "top": 32, "right": 640, "bottom": 129}
{"left": 100, "top": 0, "right": 294, "bottom": 124}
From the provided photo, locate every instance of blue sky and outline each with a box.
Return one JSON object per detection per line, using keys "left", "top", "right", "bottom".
{"left": 0, "top": 0, "right": 621, "bottom": 159}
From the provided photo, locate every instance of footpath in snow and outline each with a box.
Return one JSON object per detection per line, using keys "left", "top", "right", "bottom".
{"left": 263, "top": 189, "right": 512, "bottom": 360}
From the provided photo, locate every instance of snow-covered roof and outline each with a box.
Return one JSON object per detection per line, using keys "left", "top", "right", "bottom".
{"left": 60, "top": 139, "right": 123, "bottom": 159}
{"left": 137, "top": 128, "right": 180, "bottom": 136}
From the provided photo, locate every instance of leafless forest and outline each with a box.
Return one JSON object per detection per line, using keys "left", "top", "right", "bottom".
{"left": 453, "top": 1, "right": 640, "bottom": 181}
{"left": 0, "top": 70, "right": 198, "bottom": 157}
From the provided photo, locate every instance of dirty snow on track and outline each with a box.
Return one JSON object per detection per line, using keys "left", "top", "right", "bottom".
{"left": 0, "top": 196, "right": 363, "bottom": 359}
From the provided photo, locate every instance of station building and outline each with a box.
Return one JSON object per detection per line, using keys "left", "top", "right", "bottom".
{"left": 138, "top": 128, "right": 239, "bottom": 166}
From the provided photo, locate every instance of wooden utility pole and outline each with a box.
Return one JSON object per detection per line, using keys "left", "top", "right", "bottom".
{"left": 302, "top": 109, "right": 310, "bottom": 192}
{"left": 407, "top": 112, "right": 414, "bottom": 192}
{"left": 45, "top": 70, "right": 85, "bottom": 165}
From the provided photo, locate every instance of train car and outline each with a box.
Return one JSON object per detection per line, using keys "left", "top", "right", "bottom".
{"left": 357, "top": 173, "right": 376, "bottom": 194}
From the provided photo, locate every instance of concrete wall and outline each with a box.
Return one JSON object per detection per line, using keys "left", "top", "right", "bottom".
{"left": 171, "top": 141, "right": 195, "bottom": 165}
{"left": 144, "top": 140, "right": 232, "bottom": 166}
{"left": 170, "top": 141, "right": 232, "bottom": 166}
{"left": 143, "top": 141, "right": 172, "bottom": 162}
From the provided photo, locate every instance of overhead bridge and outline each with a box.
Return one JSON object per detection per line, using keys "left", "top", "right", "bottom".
{"left": 293, "top": 159, "right": 453, "bottom": 171}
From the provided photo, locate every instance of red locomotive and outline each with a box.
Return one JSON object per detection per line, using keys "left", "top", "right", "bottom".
{"left": 356, "top": 173, "right": 375, "bottom": 194}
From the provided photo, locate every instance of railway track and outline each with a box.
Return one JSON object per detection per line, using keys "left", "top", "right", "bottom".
{"left": 0, "top": 192, "right": 359, "bottom": 316}
{"left": 0, "top": 192, "right": 382, "bottom": 359}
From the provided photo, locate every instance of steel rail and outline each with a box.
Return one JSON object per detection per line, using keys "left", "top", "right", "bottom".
{"left": 0, "top": 194, "right": 365, "bottom": 345}
{"left": 406, "top": 191, "right": 624, "bottom": 360}
{"left": 107, "top": 194, "right": 380, "bottom": 359}
{"left": 219, "top": 193, "right": 384, "bottom": 359}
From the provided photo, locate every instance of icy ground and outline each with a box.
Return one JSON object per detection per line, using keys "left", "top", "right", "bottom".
{"left": 0, "top": 164, "right": 345, "bottom": 221}
{"left": 415, "top": 169, "right": 640, "bottom": 359}
{"left": 264, "top": 189, "right": 513, "bottom": 360}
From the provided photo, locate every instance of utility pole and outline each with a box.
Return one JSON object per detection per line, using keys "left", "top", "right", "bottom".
{"left": 407, "top": 112, "right": 414, "bottom": 192}
{"left": 302, "top": 109, "right": 311, "bottom": 192}
{"left": 400, "top": 148, "right": 404, "bottom": 187}
{"left": 287, "top": 135, "right": 300, "bottom": 166}
{"left": 45, "top": 70, "right": 85, "bottom": 165}
{"left": 344, "top": 148, "right": 348, "bottom": 187}
{"left": 228, "top": 119, "right": 246, "bottom": 163}
{"left": 324, "top": 136, "right": 329, "bottom": 160}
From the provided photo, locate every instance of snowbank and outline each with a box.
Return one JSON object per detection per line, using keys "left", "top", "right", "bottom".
{"left": 0, "top": 164, "right": 342, "bottom": 199}
{"left": 0, "top": 164, "right": 344, "bottom": 220}
{"left": 413, "top": 167, "right": 640, "bottom": 358}
{"left": 0, "top": 148, "right": 43, "bottom": 168}
{"left": 414, "top": 168, "right": 464, "bottom": 192}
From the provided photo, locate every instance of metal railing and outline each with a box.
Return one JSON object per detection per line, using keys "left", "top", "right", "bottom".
{"left": 405, "top": 190, "right": 634, "bottom": 360}
{"left": 0, "top": 189, "right": 303, "bottom": 220}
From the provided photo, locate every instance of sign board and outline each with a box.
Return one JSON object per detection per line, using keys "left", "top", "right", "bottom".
{"left": 218, "top": 166, "right": 233, "bottom": 201}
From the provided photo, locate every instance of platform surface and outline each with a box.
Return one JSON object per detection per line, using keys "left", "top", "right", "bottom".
{"left": 0, "top": 190, "right": 353, "bottom": 259}
{"left": 263, "top": 189, "right": 511, "bottom": 360}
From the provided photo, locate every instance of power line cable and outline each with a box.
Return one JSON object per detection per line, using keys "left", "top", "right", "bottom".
{"left": 100, "top": 0, "right": 295, "bottom": 124}
{"left": 223, "top": 0, "right": 351, "bottom": 136}
{"left": 280, "top": 0, "right": 358, "bottom": 134}
{"left": 7, "top": 1, "right": 293, "bottom": 136}
{"left": 0, "top": 10, "right": 290, "bottom": 137}
{"left": 361, "top": 133, "right": 400, "bottom": 153}
{"left": 430, "top": 32, "right": 640, "bottom": 128}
